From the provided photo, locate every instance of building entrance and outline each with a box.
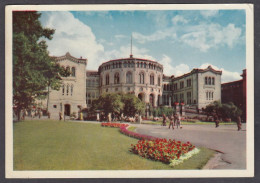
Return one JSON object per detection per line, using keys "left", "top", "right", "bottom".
{"left": 64, "top": 104, "right": 71, "bottom": 116}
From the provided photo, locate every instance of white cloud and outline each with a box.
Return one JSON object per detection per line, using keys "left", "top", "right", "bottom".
{"left": 181, "top": 23, "right": 242, "bottom": 52}
{"left": 40, "top": 11, "right": 104, "bottom": 70}
{"left": 40, "top": 12, "right": 156, "bottom": 70}
{"left": 200, "top": 63, "right": 242, "bottom": 83}
{"left": 133, "top": 28, "right": 177, "bottom": 44}
{"left": 172, "top": 15, "right": 189, "bottom": 25}
{"left": 200, "top": 10, "right": 219, "bottom": 18}
{"left": 159, "top": 55, "right": 190, "bottom": 76}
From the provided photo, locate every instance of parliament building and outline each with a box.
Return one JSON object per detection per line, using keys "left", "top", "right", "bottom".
{"left": 46, "top": 52, "right": 222, "bottom": 119}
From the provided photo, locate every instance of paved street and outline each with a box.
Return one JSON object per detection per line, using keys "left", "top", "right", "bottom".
{"left": 132, "top": 123, "right": 246, "bottom": 169}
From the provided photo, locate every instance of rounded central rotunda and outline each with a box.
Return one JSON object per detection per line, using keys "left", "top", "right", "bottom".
{"left": 98, "top": 55, "right": 163, "bottom": 107}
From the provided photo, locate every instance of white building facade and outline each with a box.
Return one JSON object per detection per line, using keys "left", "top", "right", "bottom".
{"left": 98, "top": 56, "right": 164, "bottom": 107}
{"left": 47, "top": 52, "right": 87, "bottom": 119}
{"left": 172, "top": 66, "right": 222, "bottom": 109}
{"left": 46, "top": 53, "right": 222, "bottom": 118}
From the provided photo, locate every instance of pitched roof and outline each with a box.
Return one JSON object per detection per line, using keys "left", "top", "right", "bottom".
{"left": 53, "top": 52, "right": 87, "bottom": 64}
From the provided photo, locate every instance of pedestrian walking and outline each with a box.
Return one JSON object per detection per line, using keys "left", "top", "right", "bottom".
{"left": 162, "top": 114, "right": 167, "bottom": 126}
{"left": 22, "top": 109, "right": 26, "bottom": 120}
{"left": 173, "top": 113, "right": 177, "bottom": 126}
{"left": 176, "top": 114, "right": 181, "bottom": 129}
{"left": 47, "top": 111, "right": 51, "bottom": 119}
{"left": 214, "top": 114, "right": 220, "bottom": 128}
{"left": 168, "top": 115, "right": 174, "bottom": 129}
{"left": 38, "top": 109, "right": 42, "bottom": 119}
{"left": 236, "top": 115, "right": 242, "bottom": 131}
{"left": 59, "top": 112, "right": 63, "bottom": 121}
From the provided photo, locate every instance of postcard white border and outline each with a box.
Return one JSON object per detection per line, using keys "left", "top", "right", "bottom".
{"left": 5, "top": 4, "right": 254, "bottom": 178}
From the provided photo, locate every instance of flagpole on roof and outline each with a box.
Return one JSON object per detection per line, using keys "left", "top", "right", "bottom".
{"left": 130, "top": 34, "right": 133, "bottom": 58}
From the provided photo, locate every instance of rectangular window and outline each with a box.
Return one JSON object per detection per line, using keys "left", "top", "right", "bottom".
{"left": 180, "top": 81, "right": 184, "bottom": 89}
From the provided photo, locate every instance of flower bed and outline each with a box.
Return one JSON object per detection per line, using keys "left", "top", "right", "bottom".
{"left": 120, "top": 126, "right": 158, "bottom": 140}
{"left": 105, "top": 124, "right": 198, "bottom": 166}
{"left": 130, "top": 139, "right": 195, "bottom": 164}
{"left": 101, "top": 122, "right": 129, "bottom": 128}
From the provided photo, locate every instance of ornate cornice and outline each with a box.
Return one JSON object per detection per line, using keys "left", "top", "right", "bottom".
{"left": 54, "top": 52, "right": 87, "bottom": 65}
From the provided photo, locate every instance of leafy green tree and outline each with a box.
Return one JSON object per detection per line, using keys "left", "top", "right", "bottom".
{"left": 221, "top": 102, "right": 242, "bottom": 120}
{"left": 91, "top": 93, "right": 124, "bottom": 115}
{"left": 121, "top": 93, "right": 145, "bottom": 117}
{"left": 90, "top": 93, "right": 145, "bottom": 117}
{"left": 13, "top": 11, "right": 66, "bottom": 120}
{"left": 151, "top": 106, "right": 174, "bottom": 117}
{"left": 203, "top": 100, "right": 222, "bottom": 117}
{"left": 204, "top": 101, "right": 242, "bottom": 121}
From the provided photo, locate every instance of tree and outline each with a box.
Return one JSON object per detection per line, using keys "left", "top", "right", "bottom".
{"left": 151, "top": 106, "right": 174, "bottom": 117}
{"left": 90, "top": 93, "right": 145, "bottom": 117}
{"left": 91, "top": 93, "right": 124, "bottom": 115}
{"left": 203, "top": 100, "right": 222, "bottom": 117}
{"left": 121, "top": 93, "right": 145, "bottom": 117}
{"left": 13, "top": 11, "right": 66, "bottom": 120}
{"left": 221, "top": 102, "right": 242, "bottom": 120}
{"left": 204, "top": 101, "right": 242, "bottom": 121}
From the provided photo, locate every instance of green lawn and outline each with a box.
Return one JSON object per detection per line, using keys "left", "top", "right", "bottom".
{"left": 14, "top": 120, "right": 214, "bottom": 170}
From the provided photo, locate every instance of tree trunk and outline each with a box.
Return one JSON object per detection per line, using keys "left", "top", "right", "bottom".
{"left": 46, "top": 84, "right": 50, "bottom": 112}
{"left": 17, "top": 108, "right": 21, "bottom": 121}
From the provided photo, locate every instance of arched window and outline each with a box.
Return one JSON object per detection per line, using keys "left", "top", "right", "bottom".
{"left": 128, "top": 62, "right": 131, "bottom": 68}
{"left": 205, "top": 77, "right": 208, "bottom": 85}
{"left": 106, "top": 74, "right": 109, "bottom": 85}
{"left": 208, "top": 77, "right": 211, "bottom": 85}
{"left": 144, "top": 63, "right": 146, "bottom": 68}
{"left": 100, "top": 77, "right": 103, "bottom": 86}
{"left": 71, "top": 67, "right": 76, "bottom": 77}
{"left": 66, "top": 66, "right": 70, "bottom": 76}
{"left": 71, "top": 84, "right": 73, "bottom": 96}
{"left": 62, "top": 85, "right": 65, "bottom": 95}
{"left": 114, "top": 73, "right": 120, "bottom": 84}
{"left": 164, "top": 84, "right": 166, "bottom": 90}
{"left": 139, "top": 72, "right": 144, "bottom": 84}
{"left": 66, "top": 84, "right": 69, "bottom": 95}
{"left": 212, "top": 77, "right": 215, "bottom": 85}
{"left": 126, "top": 72, "right": 132, "bottom": 84}
{"left": 150, "top": 74, "right": 154, "bottom": 85}
{"left": 158, "top": 76, "right": 161, "bottom": 86}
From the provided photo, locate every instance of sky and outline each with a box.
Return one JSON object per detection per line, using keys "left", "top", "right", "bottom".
{"left": 40, "top": 10, "right": 246, "bottom": 83}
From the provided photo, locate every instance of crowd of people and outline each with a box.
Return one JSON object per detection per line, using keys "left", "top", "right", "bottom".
{"left": 162, "top": 113, "right": 183, "bottom": 130}
{"left": 19, "top": 108, "right": 243, "bottom": 131}
{"left": 20, "top": 109, "right": 44, "bottom": 120}
{"left": 161, "top": 113, "right": 242, "bottom": 131}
